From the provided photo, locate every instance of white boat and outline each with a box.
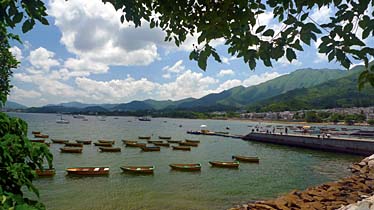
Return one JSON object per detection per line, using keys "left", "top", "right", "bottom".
{"left": 98, "top": 116, "right": 106, "bottom": 121}
{"left": 56, "top": 115, "right": 69, "bottom": 124}
{"left": 73, "top": 114, "right": 85, "bottom": 119}
{"left": 138, "top": 116, "right": 151, "bottom": 121}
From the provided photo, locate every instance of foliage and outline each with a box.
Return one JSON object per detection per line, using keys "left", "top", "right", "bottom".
{"left": 0, "top": 112, "right": 53, "bottom": 210}
{"left": 368, "top": 119, "right": 374, "bottom": 125}
{"left": 104, "top": 0, "right": 374, "bottom": 87}
{"left": 329, "top": 113, "right": 344, "bottom": 123}
{"left": 1, "top": 1, "right": 51, "bottom": 209}
{"left": 305, "top": 111, "right": 322, "bottom": 123}
{"left": 247, "top": 66, "right": 374, "bottom": 112}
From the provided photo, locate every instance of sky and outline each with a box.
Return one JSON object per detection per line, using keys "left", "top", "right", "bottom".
{"left": 7, "top": 0, "right": 363, "bottom": 107}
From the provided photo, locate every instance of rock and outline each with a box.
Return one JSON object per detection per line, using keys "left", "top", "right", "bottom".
{"left": 368, "top": 160, "right": 374, "bottom": 168}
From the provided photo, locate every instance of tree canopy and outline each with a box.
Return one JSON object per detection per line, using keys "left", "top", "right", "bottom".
{"left": 104, "top": 0, "right": 374, "bottom": 88}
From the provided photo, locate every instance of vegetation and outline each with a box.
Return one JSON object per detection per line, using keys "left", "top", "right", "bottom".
{"left": 1, "top": 1, "right": 52, "bottom": 209}
{"left": 305, "top": 111, "right": 322, "bottom": 123}
{"left": 368, "top": 119, "right": 374, "bottom": 125}
{"left": 104, "top": 0, "right": 374, "bottom": 87}
{"left": 247, "top": 66, "right": 374, "bottom": 112}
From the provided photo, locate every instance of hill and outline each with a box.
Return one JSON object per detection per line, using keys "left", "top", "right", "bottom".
{"left": 247, "top": 65, "right": 374, "bottom": 112}
{"left": 4, "top": 101, "right": 27, "bottom": 109}
{"left": 177, "top": 68, "right": 347, "bottom": 109}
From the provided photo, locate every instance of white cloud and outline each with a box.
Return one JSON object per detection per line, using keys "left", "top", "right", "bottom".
{"left": 310, "top": 6, "right": 332, "bottom": 24}
{"left": 9, "top": 46, "right": 23, "bottom": 60}
{"left": 217, "top": 69, "right": 235, "bottom": 77}
{"left": 28, "top": 47, "right": 60, "bottom": 72}
{"left": 221, "top": 56, "right": 239, "bottom": 64}
{"left": 48, "top": 0, "right": 161, "bottom": 68}
{"left": 163, "top": 60, "right": 185, "bottom": 73}
{"left": 214, "top": 79, "right": 242, "bottom": 93}
{"left": 9, "top": 86, "right": 42, "bottom": 100}
{"left": 242, "top": 72, "right": 284, "bottom": 87}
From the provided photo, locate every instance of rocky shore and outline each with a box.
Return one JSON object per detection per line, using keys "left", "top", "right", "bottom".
{"left": 230, "top": 155, "right": 374, "bottom": 210}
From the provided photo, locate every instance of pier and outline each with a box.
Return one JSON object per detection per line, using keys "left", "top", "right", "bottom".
{"left": 242, "top": 132, "right": 374, "bottom": 156}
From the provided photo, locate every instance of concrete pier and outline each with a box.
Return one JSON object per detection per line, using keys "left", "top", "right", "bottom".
{"left": 242, "top": 132, "right": 374, "bottom": 156}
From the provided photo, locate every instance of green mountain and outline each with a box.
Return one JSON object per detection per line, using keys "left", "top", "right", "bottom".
{"left": 111, "top": 98, "right": 196, "bottom": 111}
{"left": 247, "top": 65, "right": 374, "bottom": 112}
{"left": 4, "top": 101, "right": 27, "bottom": 109}
{"left": 177, "top": 68, "right": 347, "bottom": 109}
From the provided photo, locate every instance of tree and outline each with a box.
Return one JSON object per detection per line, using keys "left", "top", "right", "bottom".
{"left": 1, "top": 1, "right": 52, "bottom": 209}
{"left": 305, "top": 111, "right": 322, "bottom": 123}
{"left": 103, "top": 0, "right": 374, "bottom": 88}
{"left": 368, "top": 119, "right": 374, "bottom": 125}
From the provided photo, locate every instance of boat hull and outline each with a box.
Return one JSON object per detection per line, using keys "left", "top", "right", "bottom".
{"left": 179, "top": 142, "right": 199, "bottom": 147}
{"left": 99, "top": 147, "right": 121, "bottom": 152}
{"left": 141, "top": 146, "right": 161, "bottom": 152}
{"left": 76, "top": 140, "right": 92, "bottom": 145}
{"left": 120, "top": 166, "right": 154, "bottom": 174}
{"left": 60, "top": 147, "right": 83, "bottom": 153}
{"left": 35, "top": 169, "right": 55, "bottom": 177}
{"left": 209, "top": 161, "right": 239, "bottom": 168}
{"left": 94, "top": 142, "right": 113, "bottom": 147}
{"left": 66, "top": 167, "right": 109, "bottom": 176}
{"left": 172, "top": 146, "right": 191, "bottom": 151}
{"left": 232, "top": 155, "right": 259, "bottom": 163}
{"left": 169, "top": 164, "right": 201, "bottom": 171}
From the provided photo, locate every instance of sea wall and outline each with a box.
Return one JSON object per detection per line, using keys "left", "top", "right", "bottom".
{"left": 230, "top": 154, "right": 374, "bottom": 210}
{"left": 242, "top": 133, "right": 374, "bottom": 155}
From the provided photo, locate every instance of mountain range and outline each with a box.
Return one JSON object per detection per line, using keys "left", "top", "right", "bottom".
{"left": 5, "top": 65, "right": 373, "bottom": 113}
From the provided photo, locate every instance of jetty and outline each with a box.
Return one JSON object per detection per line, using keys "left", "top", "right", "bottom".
{"left": 242, "top": 132, "right": 374, "bottom": 156}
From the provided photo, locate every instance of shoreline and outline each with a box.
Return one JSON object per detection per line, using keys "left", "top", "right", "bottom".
{"left": 230, "top": 154, "right": 374, "bottom": 210}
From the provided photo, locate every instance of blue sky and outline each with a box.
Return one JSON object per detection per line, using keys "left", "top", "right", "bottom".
{"left": 8, "top": 0, "right": 357, "bottom": 107}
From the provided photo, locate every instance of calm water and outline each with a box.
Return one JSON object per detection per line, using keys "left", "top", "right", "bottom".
{"left": 10, "top": 113, "right": 361, "bottom": 210}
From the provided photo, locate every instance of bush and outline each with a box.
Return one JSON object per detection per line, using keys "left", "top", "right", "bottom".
{"left": 368, "top": 119, "right": 374, "bottom": 126}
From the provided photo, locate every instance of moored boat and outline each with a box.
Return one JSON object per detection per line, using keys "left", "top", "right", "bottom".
{"left": 141, "top": 146, "right": 161, "bottom": 152}
{"left": 66, "top": 167, "right": 109, "bottom": 176}
{"left": 32, "top": 131, "right": 41, "bottom": 135}
{"left": 232, "top": 155, "right": 259, "bottom": 163}
{"left": 125, "top": 142, "right": 146, "bottom": 147}
{"left": 98, "top": 140, "right": 115, "bottom": 144}
{"left": 60, "top": 147, "right": 83, "bottom": 153}
{"left": 209, "top": 161, "right": 239, "bottom": 168}
{"left": 169, "top": 163, "right": 201, "bottom": 171}
{"left": 76, "top": 140, "right": 92, "bottom": 145}
{"left": 94, "top": 142, "right": 113, "bottom": 147}
{"left": 167, "top": 140, "right": 181, "bottom": 143}
{"left": 99, "top": 147, "right": 121, "bottom": 152}
{"left": 34, "top": 134, "right": 49, "bottom": 138}
{"left": 31, "top": 139, "right": 45, "bottom": 143}
{"left": 185, "top": 139, "right": 200, "bottom": 143}
{"left": 65, "top": 142, "right": 83, "bottom": 147}
{"left": 159, "top": 136, "right": 171, "bottom": 140}
{"left": 148, "top": 140, "right": 163, "bottom": 143}
{"left": 120, "top": 166, "right": 154, "bottom": 174}
{"left": 179, "top": 142, "right": 199, "bottom": 147}
{"left": 51, "top": 139, "right": 69, "bottom": 144}
{"left": 35, "top": 168, "right": 56, "bottom": 177}
{"left": 122, "top": 140, "right": 138, "bottom": 144}
{"left": 153, "top": 142, "right": 170, "bottom": 147}
{"left": 139, "top": 136, "right": 151, "bottom": 140}
{"left": 172, "top": 146, "right": 191, "bottom": 151}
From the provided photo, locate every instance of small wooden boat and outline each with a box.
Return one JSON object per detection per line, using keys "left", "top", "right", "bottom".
{"left": 51, "top": 139, "right": 69, "bottom": 144}
{"left": 169, "top": 163, "right": 201, "bottom": 171}
{"left": 65, "top": 142, "right": 83, "bottom": 147}
{"left": 185, "top": 139, "right": 200, "bottom": 143}
{"left": 66, "top": 167, "right": 109, "bottom": 176}
{"left": 148, "top": 140, "right": 163, "bottom": 143}
{"left": 125, "top": 142, "right": 146, "bottom": 147}
{"left": 159, "top": 136, "right": 171, "bottom": 140}
{"left": 167, "top": 140, "right": 181, "bottom": 143}
{"left": 60, "top": 147, "right": 83, "bottom": 153}
{"left": 122, "top": 140, "right": 137, "bottom": 144}
{"left": 32, "top": 131, "right": 41, "bottom": 135}
{"left": 35, "top": 168, "right": 55, "bottom": 177}
{"left": 34, "top": 134, "right": 49, "bottom": 138}
{"left": 99, "top": 147, "right": 121, "bottom": 152}
{"left": 98, "top": 140, "right": 115, "bottom": 144}
{"left": 138, "top": 136, "right": 151, "bottom": 140}
{"left": 94, "top": 142, "right": 112, "bottom": 147}
{"left": 153, "top": 142, "right": 170, "bottom": 147}
{"left": 209, "top": 161, "right": 239, "bottom": 168}
{"left": 172, "top": 146, "right": 191, "bottom": 151}
{"left": 120, "top": 166, "right": 154, "bottom": 174}
{"left": 232, "top": 155, "right": 259, "bottom": 163}
{"left": 31, "top": 139, "right": 45, "bottom": 143}
{"left": 76, "top": 140, "right": 92, "bottom": 145}
{"left": 141, "top": 146, "right": 161, "bottom": 152}
{"left": 179, "top": 142, "right": 199, "bottom": 147}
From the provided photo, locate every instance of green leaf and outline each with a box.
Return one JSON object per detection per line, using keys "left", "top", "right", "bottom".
{"left": 263, "top": 29, "right": 274, "bottom": 37}
{"left": 256, "top": 25, "right": 266, "bottom": 33}
{"left": 21, "top": 20, "right": 35, "bottom": 33}
{"left": 13, "top": 13, "right": 23, "bottom": 24}
{"left": 286, "top": 48, "right": 296, "bottom": 62}
{"left": 198, "top": 55, "right": 207, "bottom": 70}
